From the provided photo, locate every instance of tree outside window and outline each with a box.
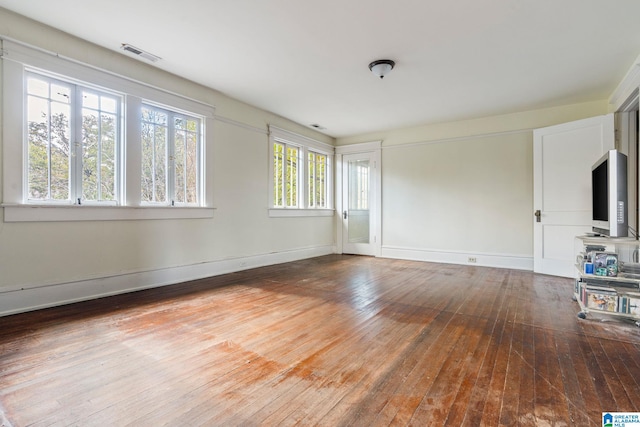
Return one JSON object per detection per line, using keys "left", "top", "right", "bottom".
{"left": 141, "top": 105, "right": 201, "bottom": 206}
{"left": 26, "top": 73, "right": 120, "bottom": 203}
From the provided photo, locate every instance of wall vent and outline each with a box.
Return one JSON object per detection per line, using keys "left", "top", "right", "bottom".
{"left": 120, "top": 44, "right": 161, "bottom": 63}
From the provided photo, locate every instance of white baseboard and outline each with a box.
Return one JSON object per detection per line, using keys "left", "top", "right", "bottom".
{"left": 381, "top": 246, "right": 533, "bottom": 271}
{"left": 0, "top": 245, "right": 334, "bottom": 317}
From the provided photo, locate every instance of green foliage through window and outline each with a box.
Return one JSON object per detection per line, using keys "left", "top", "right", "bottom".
{"left": 308, "top": 152, "right": 327, "bottom": 208}
{"left": 271, "top": 133, "right": 331, "bottom": 210}
{"left": 26, "top": 73, "right": 120, "bottom": 203}
{"left": 141, "top": 105, "right": 201, "bottom": 205}
{"left": 272, "top": 142, "right": 299, "bottom": 208}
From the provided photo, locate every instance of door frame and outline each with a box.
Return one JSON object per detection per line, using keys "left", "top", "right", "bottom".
{"left": 336, "top": 141, "right": 382, "bottom": 256}
{"left": 616, "top": 99, "right": 639, "bottom": 238}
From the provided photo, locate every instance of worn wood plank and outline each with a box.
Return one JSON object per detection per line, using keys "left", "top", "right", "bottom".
{"left": 1, "top": 255, "right": 639, "bottom": 426}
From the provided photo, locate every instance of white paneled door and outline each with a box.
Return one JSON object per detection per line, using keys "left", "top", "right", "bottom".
{"left": 533, "top": 114, "right": 615, "bottom": 277}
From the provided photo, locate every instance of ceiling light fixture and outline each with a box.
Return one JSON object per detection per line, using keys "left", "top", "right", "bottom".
{"left": 368, "top": 59, "right": 395, "bottom": 79}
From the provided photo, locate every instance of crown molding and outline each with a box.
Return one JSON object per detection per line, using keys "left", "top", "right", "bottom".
{"left": 610, "top": 54, "right": 640, "bottom": 111}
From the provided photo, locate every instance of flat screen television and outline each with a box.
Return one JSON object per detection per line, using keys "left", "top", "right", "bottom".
{"left": 592, "top": 149, "right": 627, "bottom": 237}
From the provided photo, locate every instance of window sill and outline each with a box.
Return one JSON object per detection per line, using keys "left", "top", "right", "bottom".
{"left": 2, "top": 204, "right": 215, "bottom": 222}
{"left": 268, "top": 208, "right": 334, "bottom": 218}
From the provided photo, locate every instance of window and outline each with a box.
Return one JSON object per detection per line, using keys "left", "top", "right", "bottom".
{"left": 268, "top": 126, "right": 334, "bottom": 217}
{"left": 272, "top": 141, "right": 299, "bottom": 208}
{"left": 2, "top": 39, "right": 214, "bottom": 222}
{"left": 26, "top": 72, "right": 121, "bottom": 204}
{"left": 308, "top": 151, "right": 327, "bottom": 208}
{"left": 349, "top": 159, "right": 369, "bottom": 210}
{"left": 141, "top": 105, "right": 201, "bottom": 206}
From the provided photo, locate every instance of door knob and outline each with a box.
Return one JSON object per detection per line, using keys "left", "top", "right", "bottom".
{"left": 343, "top": 210, "right": 348, "bottom": 220}
{"left": 534, "top": 210, "right": 541, "bottom": 223}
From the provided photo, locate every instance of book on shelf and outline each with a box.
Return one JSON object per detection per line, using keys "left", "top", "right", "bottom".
{"left": 629, "top": 296, "right": 640, "bottom": 315}
{"left": 617, "top": 293, "right": 640, "bottom": 315}
{"left": 583, "top": 283, "right": 618, "bottom": 293}
{"left": 585, "top": 290, "right": 618, "bottom": 312}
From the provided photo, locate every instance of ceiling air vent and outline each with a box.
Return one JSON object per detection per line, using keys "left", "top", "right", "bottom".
{"left": 120, "top": 43, "right": 161, "bottom": 63}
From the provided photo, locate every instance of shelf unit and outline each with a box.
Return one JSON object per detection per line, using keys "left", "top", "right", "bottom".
{"left": 574, "top": 235, "right": 640, "bottom": 326}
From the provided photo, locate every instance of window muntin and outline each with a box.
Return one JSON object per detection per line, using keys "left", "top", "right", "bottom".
{"left": 273, "top": 142, "right": 301, "bottom": 208}
{"left": 308, "top": 151, "right": 327, "bottom": 208}
{"left": 286, "top": 145, "right": 299, "bottom": 207}
{"left": 349, "top": 159, "right": 369, "bottom": 210}
{"left": 26, "top": 76, "right": 71, "bottom": 201}
{"left": 270, "top": 127, "right": 333, "bottom": 212}
{"left": 24, "top": 72, "right": 204, "bottom": 209}
{"left": 141, "top": 105, "right": 201, "bottom": 206}
{"left": 80, "top": 89, "right": 119, "bottom": 202}
{"left": 141, "top": 107, "right": 168, "bottom": 203}
{"left": 273, "top": 142, "right": 284, "bottom": 207}
{"left": 26, "top": 73, "right": 121, "bottom": 204}
{"left": 4, "top": 40, "right": 214, "bottom": 221}
{"left": 174, "top": 115, "right": 200, "bottom": 204}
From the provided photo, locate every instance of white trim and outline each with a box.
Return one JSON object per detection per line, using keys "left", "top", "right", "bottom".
{"left": 0, "top": 245, "right": 335, "bottom": 317}
{"left": 532, "top": 114, "right": 615, "bottom": 275}
{"left": 336, "top": 153, "right": 344, "bottom": 251}
{"left": 214, "top": 115, "right": 268, "bottom": 135}
{"left": 2, "top": 57, "right": 23, "bottom": 204}
{"left": 533, "top": 113, "right": 614, "bottom": 141}
{"left": 3, "top": 205, "right": 215, "bottom": 222}
{"left": 336, "top": 141, "right": 382, "bottom": 257}
{"left": 1, "top": 38, "right": 215, "bottom": 117}
{"left": 610, "top": 52, "right": 640, "bottom": 112}
{"left": 336, "top": 140, "right": 382, "bottom": 154}
{"left": 269, "top": 125, "right": 334, "bottom": 153}
{"left": 268, "top": 208, "right": 334, "bottom": 218}
{"left": 268, "top": 125, "right": 334, "bottom": 211}
{"left": 2, "top": 38, "right": 214, "bottom": 218}
{"left": 381, "top": 246, "right": 533, "bottom": 271}
{"left": 617, "top": 111, "right": 638, "bottom": 235}
{"left": 379, "top": 129, "right": 531, "bottom": 151}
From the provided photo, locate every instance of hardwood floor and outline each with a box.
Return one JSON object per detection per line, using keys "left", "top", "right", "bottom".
{"left": 1, "top": 255, "right": 639, "bottom": 426}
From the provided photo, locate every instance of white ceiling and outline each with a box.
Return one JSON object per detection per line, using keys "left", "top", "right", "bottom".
{"left": 2, "top": 0, "right": 640, "bottom": 138}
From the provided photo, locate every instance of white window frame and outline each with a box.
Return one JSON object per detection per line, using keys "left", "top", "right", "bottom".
{"left": 25, "top": 70, "right": 123, "bottom": 206}
{"left": 308, "top": 150, "right": 329, "bottom": 209}
{"left": 268, "top": 125, "right": 334, "bottom": 218}
{"left": 2, "top": 39, "right": 215, "bottom": 222}
{"left": 140, "top": 103, "right": 203, "bottom": 207}
{"left": 272, "top": 140, "right": 301, "bottom": 209}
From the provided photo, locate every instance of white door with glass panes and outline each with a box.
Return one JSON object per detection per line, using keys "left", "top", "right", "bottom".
{"left": 533, "top": 114, "right": 615, "bottom": 277}
{"left": 342, "top": 152, "right": 377, "bottom": 256}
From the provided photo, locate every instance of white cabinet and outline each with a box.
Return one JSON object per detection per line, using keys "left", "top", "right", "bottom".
{"left": 574, "top": 235, "right": 640, "bottom": 326}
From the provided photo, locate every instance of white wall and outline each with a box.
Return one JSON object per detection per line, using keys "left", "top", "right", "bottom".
{"left": 0, "top": 9, "right": 335, "bottom": 315}
{"left": 382, "top": 132, "right": 532, "bottom": 265}
{"left": 0, "top": 7, "right": 622, "bottom": 315}
{"left": 337, "top": 101, "right": 610, "bottom": 269}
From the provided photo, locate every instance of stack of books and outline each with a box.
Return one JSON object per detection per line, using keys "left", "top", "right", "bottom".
{"left": 575, "top": 280, "right": 640, "bottom": 315}
{"left": 619, "top": 262, "right": 640, "bottom": 279}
